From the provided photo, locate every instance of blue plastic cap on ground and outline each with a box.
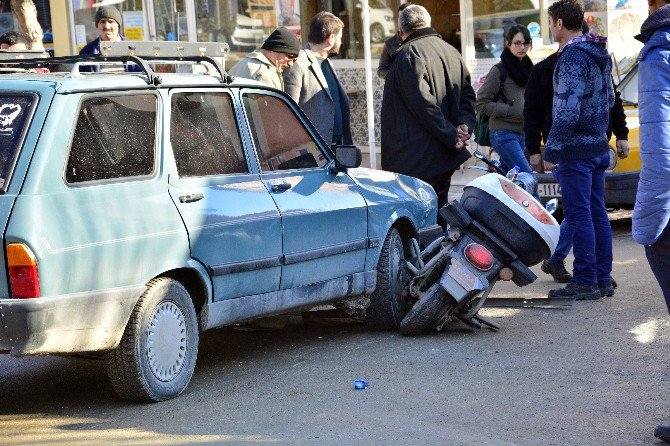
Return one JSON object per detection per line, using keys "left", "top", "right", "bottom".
{"left": 354, "top": 379, "right": 367, "bottom": 389}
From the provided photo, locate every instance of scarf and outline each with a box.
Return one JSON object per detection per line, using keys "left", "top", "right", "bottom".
{"left": 636, "top": 4, "right": 670, "bottom": 43}
{"left": 500, "top": 47, "right": 533, "bottom": 87}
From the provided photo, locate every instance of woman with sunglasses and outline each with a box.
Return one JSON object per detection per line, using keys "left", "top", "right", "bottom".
{"left": 475, "top": 25, "right": 534, "bottom": 175}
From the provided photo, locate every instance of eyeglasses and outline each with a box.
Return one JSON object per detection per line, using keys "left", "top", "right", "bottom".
{"left": 512, "top": 41, "right": 531, "bottom": 48}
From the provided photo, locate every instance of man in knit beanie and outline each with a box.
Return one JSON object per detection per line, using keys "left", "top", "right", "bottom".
{"left": 78, "top": 6, "right": 141, "bottom": 73}
{"left": 80, "top": 6, "right": 123, "bottom": 55}
{"left": 228, "top": 27, "right": 301, "bottom": 90}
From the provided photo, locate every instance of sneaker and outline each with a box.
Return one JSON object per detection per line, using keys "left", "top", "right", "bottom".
{"left": 548, "top": 281, "right": 600, "bottom": 300}
{"left": 598, "top": 280, "right": 615, "bottom": 297}
{"left": 541, "top": 260, "right": 572, "bottom": 283}
{"left": 654, "top": 425, "right": 670, "bottom": 443}
{"left": 611, "top": 277, "right": 618, "bottom": 289}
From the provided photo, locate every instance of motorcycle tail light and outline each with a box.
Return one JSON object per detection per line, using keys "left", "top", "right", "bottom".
{"left": 498, "top": 178, "right": 556, "bottom": 225}
{"left": 464, "top": 243, "right": 493, "bottom": 271}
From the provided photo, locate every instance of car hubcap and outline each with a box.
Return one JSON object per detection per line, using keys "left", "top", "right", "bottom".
{"left": 147, "top": 301, "right": 188, "bottom": 382}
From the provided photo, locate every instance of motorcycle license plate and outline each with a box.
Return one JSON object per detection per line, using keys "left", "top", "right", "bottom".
{"left": 448, "top": 258, "right": 481, "bottom": 291}
{"left": 538, "top": 182, "right": 561, "bottom": 198}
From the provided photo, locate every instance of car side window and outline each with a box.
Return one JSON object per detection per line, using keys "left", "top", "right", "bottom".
{"left": 171, "top": 92, "right": 248, "bottom": 177}
{"left": 242, "top": 93, "right": 328, "bottom": 172}
{"left": 66, "top": 94, "right": 156, "bottom": 184}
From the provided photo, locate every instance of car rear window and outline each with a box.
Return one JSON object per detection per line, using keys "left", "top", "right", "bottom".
{"left": 66, "top": 94, "right": 157, "bottom": 184}
{"left": 0, "top": 94, "right": 37, "bottom": 191}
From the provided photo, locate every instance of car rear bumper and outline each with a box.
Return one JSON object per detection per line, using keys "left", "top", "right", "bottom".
{"left": 0, "top": 285, "right": 143, "bottom": 356}
{"left": 604, "top": 171, "right": 638, "bottom": 208}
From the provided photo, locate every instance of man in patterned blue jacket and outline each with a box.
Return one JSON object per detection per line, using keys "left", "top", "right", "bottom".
{"left": 632, "top": 0, "right": 670, "bottom": 442}
{"left": 542, "top": 0, "right": 614, "bottom": 300}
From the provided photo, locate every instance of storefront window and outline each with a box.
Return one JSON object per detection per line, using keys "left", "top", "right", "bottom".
{"left": 152, "top": 0, "right": 188, "bottom": 41}
{"left": 472, "top": 0, "right": 541, "bottom": 59}
{"left": 72, "top": 0, "right": 147, "bottom": 52}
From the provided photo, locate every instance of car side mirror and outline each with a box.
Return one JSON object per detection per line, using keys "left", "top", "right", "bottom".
{"left": 330, "top": 145, "right": 362, "bottom": 173}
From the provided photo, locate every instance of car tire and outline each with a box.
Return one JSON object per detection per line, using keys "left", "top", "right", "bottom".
{"left": 106, "top": 277, "right": 199, "bottom": 402}
{"left": 400, "top": 283, "right": 449, "bottom": 336}
{"left": 366, "top": 228, "right": 408, "bottom": 330}
{"left": 370, "top": 23, "right": 385, "bottom": 43}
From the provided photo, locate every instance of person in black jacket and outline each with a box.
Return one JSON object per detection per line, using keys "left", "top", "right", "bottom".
{"left": 523, "top": 21, "right": 629, "bottom": 285}
{"left": 381, "top": 4, "right": 476, "bottom": 209}
{"left": 377, "top": 3, "right": 411, "bottom": 79}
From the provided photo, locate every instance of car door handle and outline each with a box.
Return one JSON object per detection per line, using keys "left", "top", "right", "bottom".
{"left": 271, "top": 182, "right": 292, "bottom": 192}
{"left": 179, "top": 193, "right": 204, "bottom": 203}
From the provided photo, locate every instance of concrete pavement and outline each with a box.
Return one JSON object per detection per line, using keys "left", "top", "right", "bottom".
{"left": 0, "top": 217, "right": 668, "bottom": 445}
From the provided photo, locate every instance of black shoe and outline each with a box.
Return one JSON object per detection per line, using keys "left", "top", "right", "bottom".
{"left": 541, "top": 260, "right": 572, "bottom": 283}
{"left": 548, "top": 281, "right": 600, "bottom": 300}
{"left": 654, "top": 425, "right": 670, "bottom": 443}
{"left": 598, "top": 280, "right": 615, "bottom": 297}
{"left": 611, "top": 277, "right": 618, "bottom": 289}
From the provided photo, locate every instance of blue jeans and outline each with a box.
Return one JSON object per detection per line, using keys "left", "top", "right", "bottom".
{"left": 490, "top": 130, "right": 532, "bottom": 174}
{"left": 490, "top": 130, "right": 540, "bottom": 201}
{"left": 645, "top": 222, "right": 670, "bottom": 314}
{"left": 548, "top": 165, "right": 573, "bottom": 263}
{"left": 557, "top": 153, "right": 612, "bottom": 285}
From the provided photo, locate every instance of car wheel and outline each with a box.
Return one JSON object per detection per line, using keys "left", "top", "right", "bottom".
{"left": 400, "top": 283, "right": 449, "bottom": 336}
{"left": 370, "top": 23, "right": 385, "bottom": 43}
{"left": 366, "top": 228, "right": 408, "bottom": 330}
{"left": 106, "top": 277, "right": 199, "bottom": 402}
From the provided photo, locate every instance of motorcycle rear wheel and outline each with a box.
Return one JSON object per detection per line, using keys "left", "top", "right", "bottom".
{"left": 400, "top": 283, "right": 449, "bottom": 336}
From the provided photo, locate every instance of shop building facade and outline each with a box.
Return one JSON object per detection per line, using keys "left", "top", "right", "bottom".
{"left": 33, "top": 1, "right": 647, "bottom": 155}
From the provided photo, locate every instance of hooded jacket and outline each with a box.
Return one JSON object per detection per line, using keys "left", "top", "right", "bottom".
{"left": 544, "top": 36, "right": 614, "bottom": 163}
{"left": 524, "top": 52, "right": 628, "bottom": 156}
{"left": 632, "top": 5, "right": 670, "bottom": 246}
{"left": 380, "top": 28, "right": 476, "bottom": 179}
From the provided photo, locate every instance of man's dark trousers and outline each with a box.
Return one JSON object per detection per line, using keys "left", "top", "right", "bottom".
{"left": 645, "top": 223, "right": 670, "bottom": 313}
{"left": 558, "top": 153, "right": 612, "bottom": 285}
{"left": 425, "top": 168, "right": 457, "bottom": 210}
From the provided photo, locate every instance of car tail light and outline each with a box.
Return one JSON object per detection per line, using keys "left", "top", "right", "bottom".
{"left": 7, "top": 243, "right": 40, "bottom": 299}
{"left": 464, "top": 243, "right": 494, "bottom": 270}
{"left": 498, "top": 178, "right": 556, "bottom": 225}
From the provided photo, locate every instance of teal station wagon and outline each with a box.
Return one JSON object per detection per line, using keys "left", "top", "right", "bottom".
{"left": 0, "top": 43, "right": 440, "bottom": 402}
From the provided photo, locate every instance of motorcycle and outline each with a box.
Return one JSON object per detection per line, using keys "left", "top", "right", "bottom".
{"left": 399, "top": 151, "right": 561, "bottom": 336}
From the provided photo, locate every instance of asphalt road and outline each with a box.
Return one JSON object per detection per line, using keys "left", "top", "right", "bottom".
{"left": 1, "top": 216, "right": 668, "bottom": 446}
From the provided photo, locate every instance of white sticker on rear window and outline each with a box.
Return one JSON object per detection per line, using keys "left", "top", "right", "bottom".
{"left": 0, "top": 103, "right": 22, "bottom": 135}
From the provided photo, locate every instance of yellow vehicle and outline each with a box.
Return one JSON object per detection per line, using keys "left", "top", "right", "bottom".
{"left": 536, "top": 64, "right": 641, "bottom": 209}
{"left": 605, "top": 64, "right": 640, "bottom": 209}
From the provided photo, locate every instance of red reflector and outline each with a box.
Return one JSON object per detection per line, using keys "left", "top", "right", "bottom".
{"left": 499, "top": 178, "right": 556, "bottom": 225}
{"left": 9, "top": 265, "right": 40, "bottom": 298}
{"left": 464, "top": 243, "right": 494, "bottom": 270}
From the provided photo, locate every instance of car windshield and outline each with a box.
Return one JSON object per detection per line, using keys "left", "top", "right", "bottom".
{"left": 0, "top": 94, "right": 36, "bottom": 192}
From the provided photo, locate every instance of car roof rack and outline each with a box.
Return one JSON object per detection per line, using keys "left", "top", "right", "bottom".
{"left": 0, "top": 50, "right": 50, "bottom": 59}
{"left": 0, "top": 41, "right": 233, "bottom": 86}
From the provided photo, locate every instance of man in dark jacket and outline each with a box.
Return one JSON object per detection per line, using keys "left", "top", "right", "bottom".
{"left": 377, "top": 3, "right": 411, "bottom": 79}
{"left": 523, "top": 24, "right": 629, "bottom": 286}
{"left": 543, "top": 0, "right": 614, "bottom": 300}
{"left": 79, "top": 6, "right": 140, "bottom": 73}
{"left": 380, "top": 4, "right": 476, "bottom": 209}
